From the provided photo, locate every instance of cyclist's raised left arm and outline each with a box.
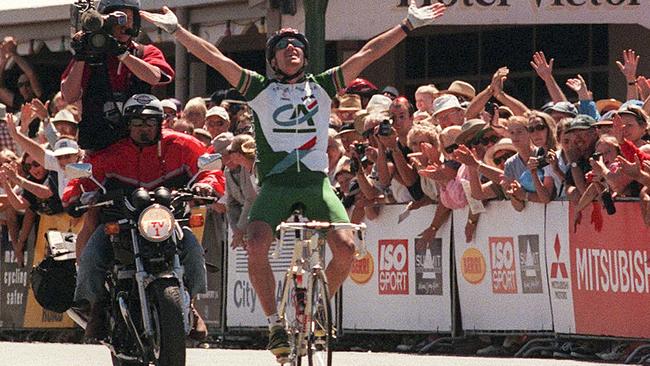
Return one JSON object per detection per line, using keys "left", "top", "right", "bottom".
{"left": 340, "top": 1, "right": 446, "bottom": 85}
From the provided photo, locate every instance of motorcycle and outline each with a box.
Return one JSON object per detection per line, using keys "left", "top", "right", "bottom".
{"left": 65, "top": 154, "right": 221, "bottom": 366}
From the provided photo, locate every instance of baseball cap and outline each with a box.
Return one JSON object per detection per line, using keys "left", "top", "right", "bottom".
{"left": 432, "top": 94, "right": 461, "bottom": 116}
{"left": 206, "top": 106, "right": 230, "bottom": 122}
{"left": 211, "top": 132, "right": 234, "bottom": 154}
{"left": 381, "top": 86, "right": 399, "bottom": 99}
{"left": 52, "top": 138, "right": 80, "bottom": 157}
{"left": 547, "top": 101, "right": 578, "bottom": 117}
{"left": 565, "top": 114, "right": 596, "bottom": 132}
{"left": 52, "top": 109, "right": 77, "bottom": 124}
{"left": 161, "top": 99, "right": 178, "bottom": 113}
{"left": 193, "top": 128, "right": 212, "bottom": 140}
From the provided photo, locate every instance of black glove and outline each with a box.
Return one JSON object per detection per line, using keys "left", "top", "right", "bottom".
{"left": 66, "top": 201, "right": 87, "bottom": 218}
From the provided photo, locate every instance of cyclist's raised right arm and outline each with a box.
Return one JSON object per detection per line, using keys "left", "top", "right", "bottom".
{"left": 141, "top": 7, "right": 242, "bottom": 88}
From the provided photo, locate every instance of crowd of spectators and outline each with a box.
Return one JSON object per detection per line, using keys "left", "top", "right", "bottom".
{"left": 1, "top": 20, "right": 649, "bottom": 359}
{"left": 327, "top": 50, "right": 650, "bottom": 244}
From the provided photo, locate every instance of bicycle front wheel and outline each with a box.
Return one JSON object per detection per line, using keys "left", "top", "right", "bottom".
{"left": 307, "top": 270, "right": 332, "bottom": 366}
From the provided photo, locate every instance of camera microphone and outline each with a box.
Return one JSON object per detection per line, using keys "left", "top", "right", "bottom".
{"left": 80, "top": 9, "right": 103, "bottom": 32}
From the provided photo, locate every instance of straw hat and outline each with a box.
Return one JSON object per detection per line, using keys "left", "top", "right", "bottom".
{"left": 441, "top": 80, "right": 476, "bottom": 101}
{"left": 595, "top": 99, "right": 622, "bottom": 114}
{"left": 484, "top": 138, "right": 516, "bottom": 167}
{"left": 335, "top": 94, "right": 362, "bottom": 112}
{"left": 455, "top": 119, "right": 487, "bottom": 146}
{"left": 353, "top": 94, "right": 393, "bottom": 134}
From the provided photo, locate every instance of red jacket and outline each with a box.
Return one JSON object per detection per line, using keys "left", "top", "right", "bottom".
{"left": 621, "top": 138, "right": 650, "bottom": 163}
{"left": 63, "top": 129, "right": 224, "bottom": 204}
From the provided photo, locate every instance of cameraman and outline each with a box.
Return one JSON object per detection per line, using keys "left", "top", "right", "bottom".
{"left": 61, "top": 0, "right": 174, "bottom": 151}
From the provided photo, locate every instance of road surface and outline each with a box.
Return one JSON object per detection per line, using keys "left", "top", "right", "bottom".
{"left": 0, "top": 341, "right": 625, "bottom": 366}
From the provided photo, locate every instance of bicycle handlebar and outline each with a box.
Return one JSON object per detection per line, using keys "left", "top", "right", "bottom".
{"left": 272, "top": 221, "right": 368, "bottom": 260}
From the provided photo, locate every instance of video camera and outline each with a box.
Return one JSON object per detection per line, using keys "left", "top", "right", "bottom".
{"left": 69, "top": 0, "right": 130, "bottom": 63}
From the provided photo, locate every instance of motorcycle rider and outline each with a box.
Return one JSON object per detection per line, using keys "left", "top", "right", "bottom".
{"left": 63, "top": 94, "right": 225, "bottom": 341}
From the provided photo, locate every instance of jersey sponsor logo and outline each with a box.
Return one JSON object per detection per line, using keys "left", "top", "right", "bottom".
{"left": 461, "top": 247, "right": 486, "bottom": 285}
{"left": 378, "top": 239, "right": 409, "bottom": 295}
{"left": 489, "top": 237, "right": 518, "bottom": 294}
{"left": 272, "top": 97, "right": 319, "bottom": 133}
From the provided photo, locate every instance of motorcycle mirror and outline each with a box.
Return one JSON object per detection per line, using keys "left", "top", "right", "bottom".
{"left": 197, "top": 153, "right": 223, "bottom": 172}
{"left": 187, "top": 153, "right": 223, "bottom": 188}
{"left": 64, "top": 163, "right": 93, "bottom": 179}
{"left": 64, "top": 163, "right": 107, "bottom": 194}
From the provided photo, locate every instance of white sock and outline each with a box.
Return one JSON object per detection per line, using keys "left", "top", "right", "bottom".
{"left": 267, "top": 313, "right": 283, "bottom": 329}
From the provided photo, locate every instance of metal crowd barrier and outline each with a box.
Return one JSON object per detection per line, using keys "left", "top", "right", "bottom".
{"left": 3, "top": 199, "right": 650, "bottom": 362}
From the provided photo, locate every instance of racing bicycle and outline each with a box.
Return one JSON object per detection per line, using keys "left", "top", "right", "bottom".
{"left": 271, "top": 210, "right": 367, "bottom": 366}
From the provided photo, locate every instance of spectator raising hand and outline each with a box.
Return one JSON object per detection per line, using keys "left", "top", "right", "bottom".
{"left": 531, "top": 51, "right": 567, "bottom": 103}
{"left": 566, "top": 75, "right": 592, "bottom": 101}
{"left": 0, "top": 36, "right": 43, "bottom": 112}
{"left": 616, "top": 49, "right": 640, "bottom": 101}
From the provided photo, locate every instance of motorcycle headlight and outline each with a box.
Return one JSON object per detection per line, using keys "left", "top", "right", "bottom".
{"left": 137, "top": 204, "right": 175, "bottom": 242}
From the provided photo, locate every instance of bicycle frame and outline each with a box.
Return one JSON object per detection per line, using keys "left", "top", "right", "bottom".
{"left": 274, "top": 221, "right": 367, "bottom": 366}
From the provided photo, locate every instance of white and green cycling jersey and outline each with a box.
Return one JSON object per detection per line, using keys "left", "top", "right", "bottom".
{"left": 236, "top": 67, "right": 345, "bottom": 184}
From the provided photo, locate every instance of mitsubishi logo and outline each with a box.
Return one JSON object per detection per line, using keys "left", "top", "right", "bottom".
{"left": 550, "top": 234, "right": 568, "bottom": 279}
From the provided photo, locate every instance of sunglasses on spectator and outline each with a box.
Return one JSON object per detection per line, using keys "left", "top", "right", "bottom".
{"left": 470, "top": 135, "right": 500, "bottom": 147}
{"left": 17, "top": 81, "right": 30, "bottom": 88}
{"left": 527, "top": 124, "right": 547, "bottom": 133}
{"left": 206, "top": 119, "right": 227, "bottom": 127}
{"left": 23, "top": 160, "right": 40, "bottom": 171}
{"left": 492, "top": 151, "right": 515, "bottom": 165}
{"left": 275, "top": 38, "right": 305, "bottom": 51}
{"left": 164, "top": 113, "right": 175, "bottom": 119}
{"left": 129, "top": 117, "right": 158, "bottom": 128}
{"left": 444, "top": 143, "right": 459, "bottom": 154}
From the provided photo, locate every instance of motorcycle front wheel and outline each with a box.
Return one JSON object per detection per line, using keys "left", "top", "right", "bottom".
{"left": 148, "top": 278, "right": 186, "bottom": 366}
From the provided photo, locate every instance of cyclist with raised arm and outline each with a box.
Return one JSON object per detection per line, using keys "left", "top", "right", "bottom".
{"left": 142, "top": 1, "right": 446, "bottom": 360}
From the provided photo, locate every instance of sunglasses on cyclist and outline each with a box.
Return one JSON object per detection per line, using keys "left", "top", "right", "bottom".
{"left": 17, "top": 81, "right": 30, "bottom": 88}
{"left": 492, "top": 151, "right": 515, "bottom": 165}
{"left": 129, "top": 117, "right": 159, "bottom": 128}
{"left": 470, "top": 135, "right": 500, "bottom": 147}
{"left": 444, "top": 143, "right": 459, "bottom": 154}
{"left": 275, "top": 38, "right": 305, "bottom": 51}
{"left": 527, "top": 124, "right": 547, "bottom": 133}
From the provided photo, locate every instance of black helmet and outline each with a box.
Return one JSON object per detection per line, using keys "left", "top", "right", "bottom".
{"left": 265, "top": 27, "right": 309, "bottom": 64}
{"left": 97, "top": 0, "right": 141, "bottom": 37}
{"left": 123, "top": 94, "right": 164, "bottom": 144}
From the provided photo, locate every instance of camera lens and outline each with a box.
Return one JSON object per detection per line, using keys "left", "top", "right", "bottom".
{"left": 90, "top": 33, "right": 107, "bottom": 48}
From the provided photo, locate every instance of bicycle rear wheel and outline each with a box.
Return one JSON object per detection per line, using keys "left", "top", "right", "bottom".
{"left": 307, "top": 270, "right": 332, "bottom": 366}
{"left": 279, "top": 275, "right": 305, "bottom": 366}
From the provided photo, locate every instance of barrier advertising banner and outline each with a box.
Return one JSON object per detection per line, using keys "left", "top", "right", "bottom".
{"left": 545, "top": 201, "right": 576, "bottom": 334}
{"left": 22, "top": 214, "right": 82, "bottom": 328}
{"left": 342, "top": 204, "right": 452, "bottom": 332}
{"left": 0, "top": 226, "right": 33, "bottom": 328}
{"left": 454, "top": 202, "right": 553, "bottom": 331}
{"left": 226, "top": 228, "right": 316, "bottom": 328}
{"left": 564, "top": 202, "right": 650, "bottom": 338}
{"left": 193, "top": 209, "right": 224, "bottom": 328}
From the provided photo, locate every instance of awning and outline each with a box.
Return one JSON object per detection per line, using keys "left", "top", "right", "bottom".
{"left": 0, "top": 0, "right": 259, "bottom": 55}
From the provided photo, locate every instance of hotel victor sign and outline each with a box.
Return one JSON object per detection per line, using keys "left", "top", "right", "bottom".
{"left": 284, "top": 0, "right": 648, "bottom": 40}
